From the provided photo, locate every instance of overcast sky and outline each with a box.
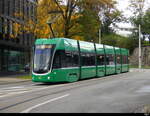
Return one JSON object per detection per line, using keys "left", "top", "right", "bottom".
{"left": 115, "top": 0, "right": 150, "bottom": 36}
{"left": 115, "top": 0, "right": 132, "bottom": 36}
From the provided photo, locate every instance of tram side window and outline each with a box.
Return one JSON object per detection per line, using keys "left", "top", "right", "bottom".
{"left": 81, "top": 53, "right": 95, "bottom": 66}
{"left": 61, "top": 50, "right": 79, "bottom": 68}
{"left": 65, "top": 51, "right": 73, "bottom": 67}
{"left": 126, "top": 56, "right": 128, "bottom": 64}
{"left": 81, "top": 53, "right": 87, "bottom": 66}
{"left": 122, "top": 55, "right": 125, "bottom": 64}
{"left": 72, "top": 52, "right": 79, "bottom": 67}
{"left": 116, "top": 55, "right": 121, "bottom": 65}
{"left": 53, "top": 51, "right": 61, "bottom": 69}
{"left": 91, "top": 54, "right": 95, "bottom": 66}
{"left": 88, "top": 54, "right": 95, "bottom": 66}
{"left": 122, "top": 55, "right": 128, "bottom": 64}
{"left": 106, "top": 54, "right": 115, "bottom": 65}
{"left": 97, "top": 54, "right": 105, "bottom": 65}
{"left": 53, "top": 50, "right": 79, "bottom": 69}
{"left": 127, "top": 56, "right": 129, "bottom": 64}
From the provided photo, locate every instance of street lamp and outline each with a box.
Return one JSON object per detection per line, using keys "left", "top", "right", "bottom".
{"left": 47, "top": 19, "right": 55, "bottom": 38}
{"left": 47, "top": 10, "right": 63, "bottom": 38}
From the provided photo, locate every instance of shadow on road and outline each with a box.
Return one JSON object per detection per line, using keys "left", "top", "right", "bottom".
{"left": 33, "top": 82, "right": 68, "bottom": 86}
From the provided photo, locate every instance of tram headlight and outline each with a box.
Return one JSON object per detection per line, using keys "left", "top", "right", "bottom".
{"left": 48, "top": 77, "right": 51, "bottom": 80}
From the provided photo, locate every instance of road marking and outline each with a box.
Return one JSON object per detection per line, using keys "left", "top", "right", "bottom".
{"left": 136, "top": 86, "right": 150, "bottom": 93}
{"left": 21, "top": 94, "right": 70, "bottom": 113}
{"left": 0, "top": 84, "right": 67, "bottom": 98}
{"left": 0, "top": 89, "right": 28, "bottom": 92}
{"left": 7, "top": 86, "right": 25, "bottom": 89}
{"left": 0, "top": 86, "right": 25, "bottom": 90}
{"left": 0, "top": 91, "right": 30, "bottom": 98}
{"left": 22, "top": 84, "right": 67, "bottom": 94}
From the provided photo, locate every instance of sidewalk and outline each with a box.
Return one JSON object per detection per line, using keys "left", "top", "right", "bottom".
{"left": 0, "top": 72, "right": 31, "bottom": 85}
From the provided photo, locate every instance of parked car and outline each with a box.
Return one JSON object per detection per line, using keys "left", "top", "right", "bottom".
{"left": 24, "top": 64, "right": 30, "bottom": 72}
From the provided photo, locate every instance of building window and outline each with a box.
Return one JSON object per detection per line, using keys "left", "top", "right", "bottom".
{"left": 26, "top": 1, "right": 29, "bottom": 19}
{"left": 0, "top": 17, "right": 2, "bottom": 33}
{"left": 4, "top": 19, "right": 8, "bottom": 34}
{"left": 8, "top": 0, "right": 10, "bottom": 16}
{"left": 0, "top": 0, "right": 4, "bottom": 14}
{"left": 20, "top": 0, "right": 24, "bottom": 20}
{"left": 9, "top": 0, "right": 13, "bottom": 17}
{"left": 4, "top": 0, "right": 8, "bottom": 16}
{"left": 8, "top": 51, "right": 21, "bottom": 71}
{"left": 9, "top": 20, "right": 13, "bottom": 36}
{"left": 3, "top": 49, "right": 9, "bottom": 71}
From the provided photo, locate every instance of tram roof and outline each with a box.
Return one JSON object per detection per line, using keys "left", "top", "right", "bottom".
{"left": 35, "top": 38, "right": 129, "bottom": 54}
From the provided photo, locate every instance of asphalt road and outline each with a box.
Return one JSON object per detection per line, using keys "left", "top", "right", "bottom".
{"left": 0, "top": 69, "right": 150, "bottom": 113}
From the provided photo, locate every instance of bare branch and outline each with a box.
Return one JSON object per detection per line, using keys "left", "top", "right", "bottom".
{"left": 53, "top": 0, "right": 65, "bottom": 19}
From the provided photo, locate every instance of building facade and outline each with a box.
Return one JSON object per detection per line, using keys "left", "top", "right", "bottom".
{"left": 0, "top": 0, "right": 37, "bottom": 72}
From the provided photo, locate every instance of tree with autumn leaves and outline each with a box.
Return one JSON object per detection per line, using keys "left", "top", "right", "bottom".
{"left": 32, "top": 0, "right": 122, "bottom": 43}
{"left": 10, "top": 0, "right": 150, "bottom": 56}
{"left": 11, "top": 0, "right": 122, "bottom": 43}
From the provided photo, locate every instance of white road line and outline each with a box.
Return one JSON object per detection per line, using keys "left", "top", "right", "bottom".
{"left": 25, "top": 84, "right": 67, "bottom": 94}
{"left": 21, "top": 94, "right": 70, "bottom": 113}
{"left": 0, "top": 91, "right": 30, "bottom": 98}
{"left": 0, "top": 86, "right": 25, "bottom": 91}
{"left": 0, "top": 84, "right": 67, "bottom": 98}
{"left": 0, "top": 89, "right": 28, "bottom": 92}
{"left": 136, "top": 86, "right": 150, "bottom": 93}
{"left": 7, "top": 86, "right": 25, "bottom": 89}
{"left": 1, "top": 86, "right": 25, "bottom": 90}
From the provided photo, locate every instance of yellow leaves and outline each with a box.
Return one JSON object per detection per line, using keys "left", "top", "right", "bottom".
{"left": 73, "top": 35, "right": 84, "bottom": 41}
{"left": 8, "top": 0, "right": 118, "bottom": 41}
{"left": 81, "top": 0, "right": 115, "bottom": 10}
{"left": 13, "top": 23, "right": 21, "bottom": 37}
{"left": 71, "top": 14, "right": 82, "bottom": 20}
{"left": 14, "top": 12, "right": 24, "bottom": 19}
{"left": 34, "top": 0, "right": 59, "bottom": 38}
{"left": 10, "top": 34, "right": 15, "bottom": 39}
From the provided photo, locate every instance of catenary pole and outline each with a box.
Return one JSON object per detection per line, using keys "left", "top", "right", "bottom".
{"left": 139, "top": 24, "right": 142, "bottom": 69}
{"left": 99, "top": 28, "right": 101, "bottom": 44}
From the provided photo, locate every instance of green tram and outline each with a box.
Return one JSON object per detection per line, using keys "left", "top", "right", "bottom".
{"left": 32, "top": 38, "right": 129, "bottom": 83}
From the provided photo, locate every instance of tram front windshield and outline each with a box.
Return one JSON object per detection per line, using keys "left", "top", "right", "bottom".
{"left": 33, "top": 45, "right": 55, "bottom": 74}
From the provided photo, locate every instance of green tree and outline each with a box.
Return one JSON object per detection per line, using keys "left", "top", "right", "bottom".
{"left": 142, "top": 9, "right": 150, "bottom": 43}
{"left": 129, "top": 0, "right": 145, "bottom": 17}
{"left": 101, "top": 9, "right": 122, "bottom": 35}
{"left": 77, "top": 9, "right": 100, "bottom": 42}
{"left": 129, "top": 0, "right": 150, "bottom": 44}
{"left": 76, "top": 0, "right": 120, "bottom": 42}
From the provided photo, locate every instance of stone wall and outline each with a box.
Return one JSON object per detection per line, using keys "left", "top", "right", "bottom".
{"left": 130, "top": 47, "right": 150, "bottom": 66}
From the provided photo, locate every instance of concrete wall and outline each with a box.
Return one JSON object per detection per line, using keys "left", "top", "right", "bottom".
{"left": 130, "top": 47, "right": 150, "bottom": 66}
